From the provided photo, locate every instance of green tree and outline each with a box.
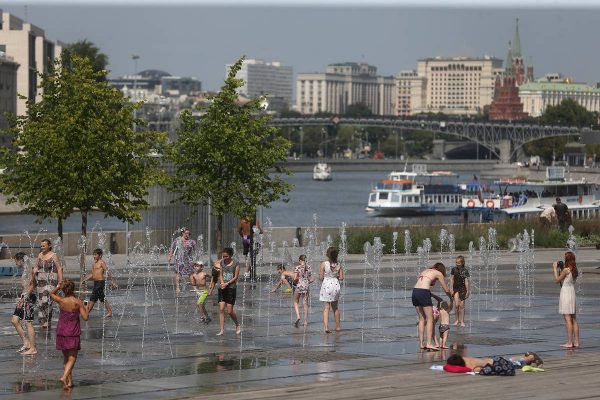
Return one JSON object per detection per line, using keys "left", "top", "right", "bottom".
{"left": 1, "top": 55, "right": 166, "bottom": 273}
{"left": 524, "top": 98, "right": 595, "bottom": 162}
{"left": 168, "top": 56, "right": 292, "bottom": 251}
{"left": 345, "top": 102, "right": 373, "bottom": 118}
{"left": 63, "top": 39, "right": 109, "bottom": 79}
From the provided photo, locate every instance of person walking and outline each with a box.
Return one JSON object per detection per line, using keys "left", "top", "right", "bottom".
{"left": 168, "top": 227, "right": 196, "bottom": 296}
{"left": 34, "top": 239, "right": 63, "bottom": 329}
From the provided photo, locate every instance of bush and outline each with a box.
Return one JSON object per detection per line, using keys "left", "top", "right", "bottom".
{"left": 344, "top": 218, "right": 600, "bottom": 254}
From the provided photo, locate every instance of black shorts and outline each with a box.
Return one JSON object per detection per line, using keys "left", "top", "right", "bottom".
{"left": 412, "top": 288, "right": 433, "bottom": 307}
{"left": 90, "top": 281, "right": 106, "bottom": 303}
{"left": 218, "top": 287, "right": 237, "bottom": 305}
{"left": 13, "top": 293, "right": 36, "bottom": 322}
{"left": 242, "top": 238, "right": 252, "bottom": 256}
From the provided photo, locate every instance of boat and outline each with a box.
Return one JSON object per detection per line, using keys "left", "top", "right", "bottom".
{"left": 468, "top": 167, "right": 600, "bottom": 220}
{"left": 366, "top": 164, "right": 468, "bottom": 216}
{"left": 313, "top": 162, "right": 332, "bottom": 181}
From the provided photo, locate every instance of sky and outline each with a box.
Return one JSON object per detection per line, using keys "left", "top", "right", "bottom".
{"left": 2, "top": 1, "right": 600, "bottom": 91}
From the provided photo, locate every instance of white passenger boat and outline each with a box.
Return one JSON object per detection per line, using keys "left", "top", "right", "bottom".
{"left": 313, "top": 162, "right": 332, "bottom": 181}
{"left": 473, "top": 167, "right": 600, "bottom": 220}
{"left": 366, "top": 164, "right": 469, "bottom": 216}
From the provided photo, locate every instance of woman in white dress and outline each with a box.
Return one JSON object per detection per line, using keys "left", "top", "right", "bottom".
{"left": 319, "top": 247, "right": 344, "bottom": 333}
{"left": 553, "top": 251, "right": 579, "bottom": 348}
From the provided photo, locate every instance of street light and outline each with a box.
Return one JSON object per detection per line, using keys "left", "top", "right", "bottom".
{"left": 126, "top": 54, "right": 140, "bottom": 259}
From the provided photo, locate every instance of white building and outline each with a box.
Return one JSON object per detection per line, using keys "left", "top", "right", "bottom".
{"left": 226, "top": 59, "right": 293, "bottom": 107}
{"left": 396, "top": 56, "right": 504, "bottom": 116}
{"left": 519, "top": 81, "right": 600, "bottom": 117}
{"left": 296, "top": 62, "right": 395, "bottom": 116}
{"left": 0, "top": 10, "right": 63, "bottom": 116}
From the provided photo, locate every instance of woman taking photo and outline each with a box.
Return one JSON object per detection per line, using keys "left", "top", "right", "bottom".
{"left": 553, "top": 251, "right": 579, "bottom": 348}
{"left": 412, "top": 262, "right": 453, "bottom": 351}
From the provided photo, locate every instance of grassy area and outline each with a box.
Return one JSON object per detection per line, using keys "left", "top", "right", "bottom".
{"left": 343, "top": 218, "right": 600, "bottom": 254}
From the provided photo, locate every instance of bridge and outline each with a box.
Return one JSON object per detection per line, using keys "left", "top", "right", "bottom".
{"left": 269, "top": 117, "right": 600, "bottom": 163}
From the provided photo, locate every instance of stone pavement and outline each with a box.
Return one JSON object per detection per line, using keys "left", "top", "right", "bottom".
{"left": 0, "top": 248, "right": 599, "bottom": 399}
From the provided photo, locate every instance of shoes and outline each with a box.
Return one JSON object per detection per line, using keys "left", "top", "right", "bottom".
{"left": 294, "top": 318, "right": 300, "bottom": 328}
{"left": 204, "top": 317, "right": 211, "bottom": 325}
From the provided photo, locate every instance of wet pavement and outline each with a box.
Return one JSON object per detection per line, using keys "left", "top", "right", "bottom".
{"left": 1, "top": 247, "right": 600, "bottom": 399}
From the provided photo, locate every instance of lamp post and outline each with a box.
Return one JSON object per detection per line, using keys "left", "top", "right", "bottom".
{"left": 126, "top": 54, "right": 140, "bottom": 259}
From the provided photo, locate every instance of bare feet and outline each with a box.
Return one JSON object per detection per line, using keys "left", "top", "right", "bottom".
{"left": 460, "top": 322, "right": 466, "bottom": 327}
{"left": 236, "top": 325, "right": 241, "bottom": 335}
{"left": 453, "top": 321, "right": 459, "bottom": 326}
{"left": 324, "top": 329, "right": 331, "bottom": 334}
{"left": 216, "top": 331, "right": 225, "bottom": 336}
{"left": 22, "top": 348, "right": 37, "bottom": 355}
{"left": 59, "top": 377, "right": 69, "bottom": 390}
{"left": 104, "top": 313, "right": 112, "bottom": 318}
{"left": 560, "top": 343, "right": 574, "bottom": 348}
{"left": 42, "top": 322, "right": 49, "bottom": 329}
{"left": 425, "top": 346, "right": 440, "bottom": 352}
{"left": 335, "top": 328, "right": 341, "bottom": 332}
{"left": 17, "top": 344, "right": 29, "bottom": 353}
{"left": 440, "top": 345, "right": 449, "bottom": 349}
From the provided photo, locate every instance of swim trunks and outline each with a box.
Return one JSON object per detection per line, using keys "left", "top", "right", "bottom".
{"left": 195, "top": 289, "right": 209, "bottom": 305}
{"left": 439, "top": 324, "right": 450, "bottom": 335}
{"left": 479, "top": 356, "right": 515, "bottom": 376}
{"left": 13, "top": 293, "right": 37, "bottom": 321}
{"left": 218, "top": 287, "right": 237, "bottom": 305}
{"left": 90, "top": 280, "right": 106, "bottom": 303}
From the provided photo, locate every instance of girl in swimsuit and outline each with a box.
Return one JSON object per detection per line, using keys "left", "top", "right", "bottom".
{"left": 412, "top": 262, "right": 453, "bottom": 351}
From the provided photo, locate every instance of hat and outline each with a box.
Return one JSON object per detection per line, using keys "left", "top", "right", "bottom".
{"left": 193, "top": 260, "right": 205, "bottom": 266}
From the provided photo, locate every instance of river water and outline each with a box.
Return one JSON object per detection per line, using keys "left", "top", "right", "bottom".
{"left": 0, "top": 171, "right": 465, "bottom": 234}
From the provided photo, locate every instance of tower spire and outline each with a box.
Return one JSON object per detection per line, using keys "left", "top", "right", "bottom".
{"left": 505, "top": 41, "right": 514, "bottom": 76}
{"left": 512, "top": 17, "right": 522, "bottom": 59}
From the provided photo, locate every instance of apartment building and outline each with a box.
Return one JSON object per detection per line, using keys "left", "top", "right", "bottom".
{"left": 0, "top": 50, "right": 18, "bottom": 136}
{"left": 0, "top": 10, "right": 63, "bottom": 116}
{"left": 227, "top": 59, "right": 293, "bottom": 107}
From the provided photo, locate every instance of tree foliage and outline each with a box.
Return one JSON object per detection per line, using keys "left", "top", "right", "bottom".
{"left": 1, "top": 55, "right": 166, "bottom": 242}
{"left": 168, "top": 56, "right": 293, "bottom": 250}
{"left": 524, "top": 98, "right": 596, "bottom": 161}
{"left": 345, "top": 102, "right": 373, "bottom": 118}
{"left": 63, "top": 39, "right": 109, "bottom": 80}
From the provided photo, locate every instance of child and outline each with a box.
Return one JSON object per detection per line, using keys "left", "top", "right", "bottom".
{"left": 50, "top": 279, "right": 89, "bottom": 390}
{"left": 81, "top": 249, "right": 117, "bottom": 318}
{"left": 271, "top": 264, "right": 294, "bottom": 294}
{"left": 190, "top": 260, "right": 211, "bottom": 324}
{"left": 11, "top": 252, "right": 37, "bottom": 355}
{"left": 450, "top": 255, "right": 470, "bottom": 326}
{"left": 437, "top": 300, "right": 452, "bottom": 349}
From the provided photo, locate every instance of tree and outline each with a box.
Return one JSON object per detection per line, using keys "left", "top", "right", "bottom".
{"left": 524, "top": 98, "right": 596, "bottom": 162}
{"left": 1, "top": 55, "right": 166, "bottom": 275}
{"left": 63, "top": 39, "right": 109, "bottom": 79}
{"left": 168, "top": 56, "right": 293, "bottom": 252}
{"left": 345, "top": 102, "right": 373, "bottom": 118}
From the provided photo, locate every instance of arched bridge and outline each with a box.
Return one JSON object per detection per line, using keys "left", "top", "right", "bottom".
{"left": 269, "top": 117, "right": 600, "bottom": 163}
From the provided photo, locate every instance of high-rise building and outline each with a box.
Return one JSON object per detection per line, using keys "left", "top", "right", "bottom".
{"left": 396, "top": 70, "right": 426, "bottom": 116}
{"left": 0, "top": 10, "right": 63, "bottom": 116}
{"left": 227, "top": 59, "right": 293, "bottom": 108}
{"left": 0, "top": 50, "right": 18, "bottom": 135}
{"left": 296, "top": 62, "right": 395, "bottom": 116}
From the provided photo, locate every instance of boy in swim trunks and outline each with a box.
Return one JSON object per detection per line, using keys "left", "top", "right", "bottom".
{"left": 271, "top": 264, "right": 294, "bottom": 294}
{"left": 81, "top": 249, "right": 117, "bottom": 318}
{"left": 190, "top": 260, "right": 211, "bottom": 324}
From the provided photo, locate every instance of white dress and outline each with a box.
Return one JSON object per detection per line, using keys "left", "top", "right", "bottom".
{"left": 559, "top": 271, "right": 576, "bottom": 315}
{"left": 319, "top": 261, "right": 341, "bottom": 302}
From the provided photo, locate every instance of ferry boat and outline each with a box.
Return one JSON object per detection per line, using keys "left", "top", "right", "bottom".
{"left": 366, "top": 164, "right": 470, "bottom": 216}
{"left": 462, "top": 167, "right": 600, "bottom": 220}
{"left": 313, "top": 162, "right": 332, "bottom": 181}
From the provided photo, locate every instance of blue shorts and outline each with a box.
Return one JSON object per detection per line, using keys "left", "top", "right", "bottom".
{"left": 412, "top": 288, "right": 433, "bottom": 307}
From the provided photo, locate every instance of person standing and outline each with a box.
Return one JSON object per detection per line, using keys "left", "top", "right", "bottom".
{"left": 450, "top": 255, "right": 470, "bottom": 327}
{"left": 50, "top": 280, "right": 89, "bottom": 390}
{"left": 238, "top": 216, "right": 262, "bottom": 279}
{"left": 216, "top": 248, "right": 241, "bottom": 336}
{"left": 553, "top": 251, "right": 579, "bottom": 348}
{"left": 168, "top": 227, "right": 197, "bottom": 296}
{"left": 190, "top": 260, "right": 211, "bottom": 324}
{"left": 11, "top": 252, "right": 37, "bottom": 355}
{"left": 34, "top": 239, "right": 63, "bottom": 329}
{"left": 319, "top": 247, "right": 344, "bottom": 333}
{"left": 553, "top": 197, "right": 570, "bottom": 231}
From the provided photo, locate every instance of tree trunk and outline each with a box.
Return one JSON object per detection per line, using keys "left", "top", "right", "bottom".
{"left": 57, "top": 218, "right": 63, "bottom": 241}
{"left": 79, "top": 211, "right": 88, "bottom": 290}
{"left": 216, "top": 215, "right": 223, "bottom": 256}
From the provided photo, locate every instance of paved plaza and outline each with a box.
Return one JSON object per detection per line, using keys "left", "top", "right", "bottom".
{"left": 1, "top": 247, "right": 600, "bottom": 399}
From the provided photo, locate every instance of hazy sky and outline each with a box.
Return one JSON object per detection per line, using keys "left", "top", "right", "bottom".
{"left": 2, "top": 1, "right": 599, "bottom": 91}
